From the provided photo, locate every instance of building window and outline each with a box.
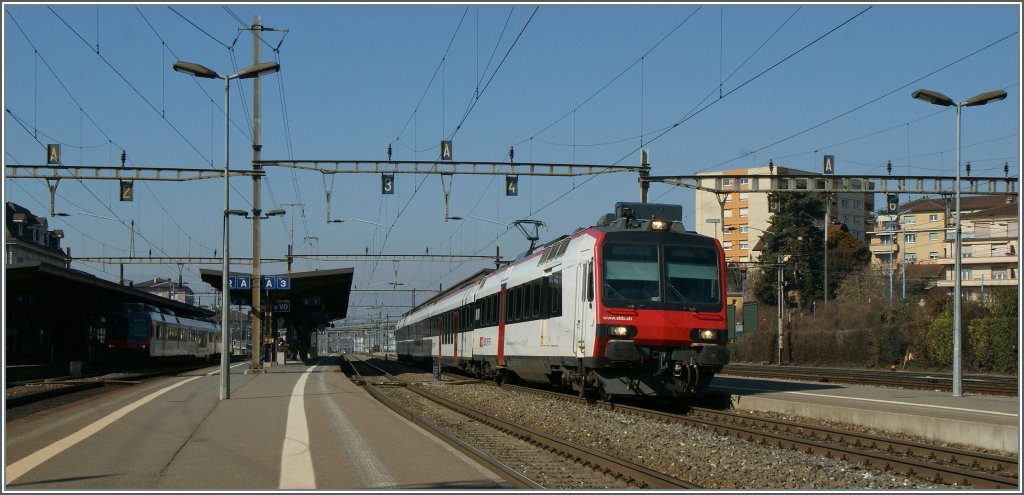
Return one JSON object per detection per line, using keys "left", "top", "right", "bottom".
{"left": 739, "top": 193, "right": 749, "bottom": 201}
{"left": 723, "top": 242, "right": 733, "bottom": 250}
{"left": 929, "top": 214, "right": 939, "bottom": 222}
{"left": 929, "top": 251, "right": 939, "bottom": 260}
{"left": 723, "top": 178, "right": 732, "bottom": 186}
{"left": 841, "top": 199, "right": 849, "bottom": 208}
{"left": 960, "top": 268, "right": 972, "bottom": 281}
{"left": 725, "top": 195, "right": 733, "bottom": 202}
{"left": 993, "top": 269, "right": 1007, "bottom": 280}
{"left": 739, "top": 226, "right": 749, "bottom": 233}
{"left": 739, "top": 242, "right": 749, "bottom": 250}
{"left": 740, "top": 178, "right": 749, "bottom": 185}
{"left": 904, "top": 252, "right": 917, "bottom": 262}
{"left": 739, "top": 208, "right": 749, "bottom": 217}
{"left": 903, "top": 215, "right": 916, "bottom": 225}
{"left": 929, "top": 232, "right": 939, "bottom": 241}
{"left": 904, "top": 233, "right": 917, "bottom": 244}
{"left": 724, "top": 210, "right": 733, "bottom": 218}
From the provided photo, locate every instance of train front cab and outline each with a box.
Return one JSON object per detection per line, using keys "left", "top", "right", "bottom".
{"left": 580, "top": 226, "right": 730, "bottom": 399}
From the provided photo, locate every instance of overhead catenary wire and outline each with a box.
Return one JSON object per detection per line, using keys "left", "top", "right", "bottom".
{"left": 698, "top": 30, "right": 1017, "bottom": 175}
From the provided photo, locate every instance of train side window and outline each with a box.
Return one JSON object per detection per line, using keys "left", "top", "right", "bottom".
{"left": 586, "top": 261, "right": 595, "bottom": 302}
{"left": 524, "top": 284, "right": 532, "bottom": 320}
{"left": 536, "top": 278, "right": 544, "bottom": 317}
{"left": 516, "top": 286, "right": 524, "bottom": 322}
{"left": 519, "top": 286, "right": 526, "bottom": 321}
{"left": 553, "top": 272, "right": 562, "bottom": 317}
{"left": 510, "top": 287, "right": 518, "bottom": 322}
{"left": 507, "top": 289, "right": 516, "bottom": 323}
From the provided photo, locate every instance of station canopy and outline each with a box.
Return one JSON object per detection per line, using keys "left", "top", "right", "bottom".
{"left": 200, "top": 267, "right": 353, "bottom": 325}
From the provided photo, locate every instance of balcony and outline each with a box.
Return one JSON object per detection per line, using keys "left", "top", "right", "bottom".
{"left": 932, "top": 255, "right": 1018, "bottom": 266}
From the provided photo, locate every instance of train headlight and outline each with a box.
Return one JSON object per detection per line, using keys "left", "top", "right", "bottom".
{"left": 650, "top": 218, "right": 670, "bottom": 231}
{"left": 598, "top": 324, "right": 637, "bottom": 339}
{"left": 690, "top": 328, "right": 721, "bottom": 342}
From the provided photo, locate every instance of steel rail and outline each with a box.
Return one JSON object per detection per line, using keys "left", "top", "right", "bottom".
{"left": 504, "top": 384, "right": 1017, "bottom": 489}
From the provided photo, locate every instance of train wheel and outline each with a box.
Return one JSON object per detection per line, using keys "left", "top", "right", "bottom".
{"left": 576, "top": 373, "right": 588, "bottom": 398}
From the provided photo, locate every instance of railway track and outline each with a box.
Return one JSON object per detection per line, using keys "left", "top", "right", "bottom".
{"left": 343, "top": 355, "right": 700, "bottom": 489}
{"left": 4, "top": 361, "right": 224, "bottom": 412}
{"left": 504, "top": 384, "right": 1018, "bottom": 489}
{"left": 721, "top": 363, "right": 1018, "bottom": 396}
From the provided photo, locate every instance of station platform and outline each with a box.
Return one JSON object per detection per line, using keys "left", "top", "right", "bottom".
{"left": 711, "top": 375, "right": 1019, "bottom": 454}
{"left": 4, "top": 356, "right": 510, "bottom": 490}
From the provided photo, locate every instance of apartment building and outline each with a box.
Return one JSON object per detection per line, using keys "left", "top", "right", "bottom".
{"left": 134, "top": 277, "right": 196, "bottom": 306}
{"left": 5, "top": 202, "right": 67, "bottom": 268}
{"left": 868, "top": 195, "right": 1017, "bottom": 300}
{"left": 694, "top": 165, "right": 873, "bottom": 264}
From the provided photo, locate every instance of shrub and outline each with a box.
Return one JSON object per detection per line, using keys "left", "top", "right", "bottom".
{"left": 968, "top": 316, "right": 1017, "bottom": 373}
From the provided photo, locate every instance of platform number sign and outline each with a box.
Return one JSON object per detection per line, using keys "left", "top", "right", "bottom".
{"left": 823, "top": 154, "right": 835, "bottom": 175}
{"left": 440, "top": 140, "right": 453, "bottom": 161}
{"left": 228, "top": 275, "right": 252, "bottom": 290}
{"left": 505, "top": 175, "right": 518, "bottom": 196}
{"left": 261, "top": 275, "right": 291, "bottom": 290}
{"left": 886, "top": 194, "right": 899, "bottom": 214}
{"left": 381, "top": 174, "right": 394, "bottom": 195}
{"left": 47, "top": 144, "right": 61, "bottom": 164}
{"left": 120, "top": 181, "right": 134, "bottom": 202}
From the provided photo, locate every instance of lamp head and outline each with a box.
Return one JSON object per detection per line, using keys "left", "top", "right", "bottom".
{"left": 265, "top": 209, "right": 287, "bottom": 217}
{"left": 235, "top": 61, "right": 280, "bottom": 80}
{"left": 963, "top": 90, "right": 1007, "bottom": 107}
{"left": 911, "top": 89, "right": 954, "bottom": 107}
{"left": 173, "top": 61, "right": 220, "bottom": 79}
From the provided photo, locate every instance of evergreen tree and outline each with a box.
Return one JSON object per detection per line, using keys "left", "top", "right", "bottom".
{"left": 752, "top": 191, "right": 825, "bottom": 310}
{"left": 825, "top": 228, "right": 872, "bottom": 299}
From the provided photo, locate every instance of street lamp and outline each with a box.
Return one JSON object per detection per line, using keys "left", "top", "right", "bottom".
{"left": 173, "top": 59, "right": 280, "bottom": 401}
{"left": 912, "top": 87, "right": 1006, "bottom": 397}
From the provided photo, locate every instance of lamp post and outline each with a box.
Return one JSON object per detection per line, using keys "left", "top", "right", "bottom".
{"left": 173, "top": 59, "right": 280, "bottom": 400}
{"left": 912, "top": 88, "right": 1006, "bottom": 397}
{"left": 726, "top": 223, "right": 787, "bottom": 364}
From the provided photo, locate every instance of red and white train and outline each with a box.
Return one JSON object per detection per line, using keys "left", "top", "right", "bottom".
{"left": 395, "top": 203, "right": 730, "bottom": 399}
{"left": 105, "top": 303, "right": 223, "bottom": 361}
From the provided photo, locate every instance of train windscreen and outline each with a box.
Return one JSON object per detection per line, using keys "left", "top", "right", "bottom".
{"left": 106, "top": 313, "right": 149, "bottom": 339}
{"left": 602, "top": 242, "right": 720, "bottom": 310}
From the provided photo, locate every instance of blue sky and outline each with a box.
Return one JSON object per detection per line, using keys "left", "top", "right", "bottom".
{"left": 3, "top": 3, "right": 1020, "bottom": 323}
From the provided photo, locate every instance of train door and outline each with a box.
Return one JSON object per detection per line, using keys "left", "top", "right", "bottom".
{"left": 453, "top": 310, "right": 459, "bottom": 366}
{"left": 573, "top": 257, "right": 594, "bottom": 358}
{"left": 460, "top": 306, "right": 473, "bottom": 362}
